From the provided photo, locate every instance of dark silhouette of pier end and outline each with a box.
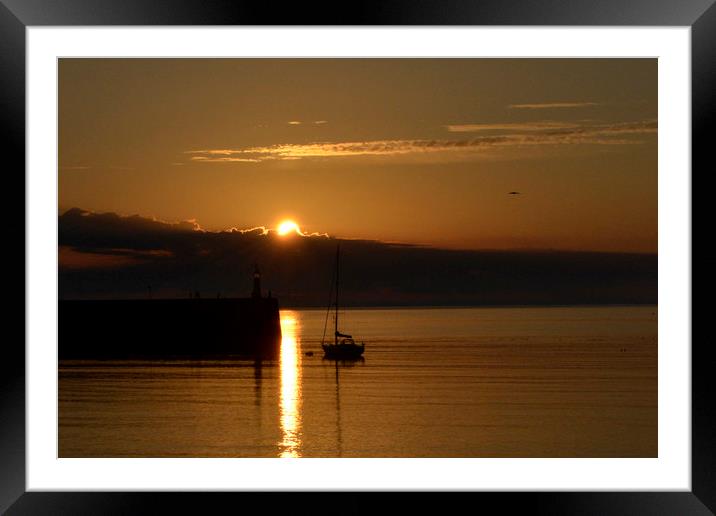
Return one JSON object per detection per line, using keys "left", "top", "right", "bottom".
{"left": 59, "top": 297, "right": 282, "bottom": 360}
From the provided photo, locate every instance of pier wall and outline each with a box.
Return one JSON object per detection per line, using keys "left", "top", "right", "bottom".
{"left": 59, "top": 298, "right": 282, "bottom": 359}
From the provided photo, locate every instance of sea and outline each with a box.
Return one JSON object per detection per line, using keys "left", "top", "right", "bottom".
{"left": 59, "top": 305, "right": 657, "bottom": 458}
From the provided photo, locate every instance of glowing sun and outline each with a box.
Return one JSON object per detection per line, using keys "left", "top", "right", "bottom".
{"left": 277, "top": 220, "right": 301, "bottom": 236}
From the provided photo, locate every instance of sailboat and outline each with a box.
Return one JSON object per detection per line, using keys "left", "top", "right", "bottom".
{"left": 321, "top": 245, "right": 365, "bottom": 359}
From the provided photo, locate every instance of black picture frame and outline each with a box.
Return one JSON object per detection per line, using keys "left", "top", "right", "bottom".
{"left": 2, "top": 1, "right": 712, "bottom": 514}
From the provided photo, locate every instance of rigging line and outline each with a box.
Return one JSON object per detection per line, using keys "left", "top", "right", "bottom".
{"left": 321, "top": 259, "right": 336, "bottom": 346}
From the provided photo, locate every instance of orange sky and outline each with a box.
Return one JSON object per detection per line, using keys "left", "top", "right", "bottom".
{"left": 59, "top": 58, "right": 657, "bottom": 253}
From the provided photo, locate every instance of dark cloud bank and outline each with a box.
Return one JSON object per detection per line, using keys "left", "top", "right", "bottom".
{"left": 59, "top": 208, "right": 657, "bottom": 307}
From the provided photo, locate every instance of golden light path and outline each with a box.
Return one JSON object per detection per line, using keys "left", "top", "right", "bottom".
{"left": 278, "top": 310, "right": 302, "bottom": 457}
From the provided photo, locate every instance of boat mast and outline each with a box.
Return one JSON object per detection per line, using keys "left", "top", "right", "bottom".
{"left": 334, "top": 244, "right": 339, "bottom": 346}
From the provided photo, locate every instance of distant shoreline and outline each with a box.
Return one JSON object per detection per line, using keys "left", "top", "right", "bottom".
{"left": 279, "top": 303, "right": 658, "bottom": 311}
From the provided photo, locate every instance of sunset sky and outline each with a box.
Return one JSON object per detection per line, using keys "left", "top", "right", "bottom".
{"left": 59, "top": 58, "right": 657, "bottom": 253}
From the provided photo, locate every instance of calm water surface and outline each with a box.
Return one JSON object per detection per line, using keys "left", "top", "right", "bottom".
{"left": 59, "top": 306, "right": 657, "bottom": 457}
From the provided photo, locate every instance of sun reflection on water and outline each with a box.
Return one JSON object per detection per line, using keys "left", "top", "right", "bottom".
{"left": 279, "top": 310, "right": 302, "bottom": 457}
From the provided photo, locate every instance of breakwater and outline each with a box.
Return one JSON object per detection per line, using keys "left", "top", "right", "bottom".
{"left": 59, "top": 298, "right": 282, "bottom": 359}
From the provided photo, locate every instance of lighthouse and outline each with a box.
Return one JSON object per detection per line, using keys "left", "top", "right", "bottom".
{"left": 251, "top": 264, "right": 262, "bottom": 299}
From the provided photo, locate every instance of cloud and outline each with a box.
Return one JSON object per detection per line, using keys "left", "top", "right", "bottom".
{"left": 60, "top": 207, "right": 203, "bottom": 237}
{"left": 59, "top": 246, "right": 175, "bottom": 269}
{"left": 59, "top": 208, "right": 325, "bottom": 248}
{"left": 58, "top": 208, "right": 657, "bottom": 305}
{"left": 287, "top": 120, "right": 327, "bottom": 125}
{"left": 226, "top": 225, "right": 270, "bottom": 235}
{"left": 185, "top": 120, "right": 657, "bottom": 163}
{"left": 185, "top": 149, "right": 242, "bottom": 155}
{"left": 190, "top": 156, "right": 261, "bottom": 163}
{"left": 224, "top": 224, "right": 328, "bottom": 238}
{"left": 508, "top": 102, "right": 599, "bottom": 109}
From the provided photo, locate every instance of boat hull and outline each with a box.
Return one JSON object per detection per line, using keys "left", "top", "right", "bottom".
{"left": 322, "top": 343, "right": 365, "bottom": 359}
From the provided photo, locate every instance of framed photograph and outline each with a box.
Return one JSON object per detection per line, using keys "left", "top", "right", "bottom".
{"left": 4, "top": 0, "right": 712, "bottom": 514}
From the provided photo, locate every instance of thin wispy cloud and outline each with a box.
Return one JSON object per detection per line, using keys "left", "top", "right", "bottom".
{"left": 190, "top": 156, "right": 261, "bottom": 163}
{"left": 287, "top": 120, "right": 327, "bottom": 125}
{"left": 508, "top": 102, "right": 599, "bottom": 109}
{"left": 186, "top": 120, "right": 656, "bottom": 163}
